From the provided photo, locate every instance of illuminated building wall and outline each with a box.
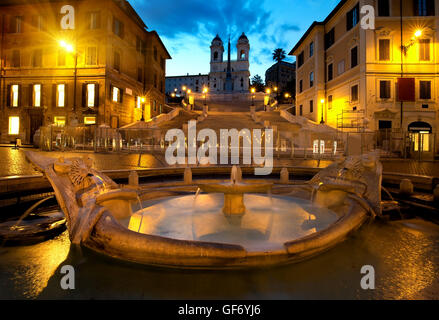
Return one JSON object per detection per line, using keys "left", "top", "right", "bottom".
{"left": 290, "top": 0, "right": 438, "bottom": 143}
{"left": 0, "top": 0, "right": 171, "bottom": 144}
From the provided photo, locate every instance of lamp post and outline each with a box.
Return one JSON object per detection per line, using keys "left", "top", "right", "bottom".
{"left": 203, "top": 87, "right": 208, "bottom": 106}
{"left": 320, "top": 98, "right": 325, "bottom": 124}
{"left": 265, "top": 88, "right": 271, "bottom": 111}
{"left": 251, "top": 87, "right": 255, "bottom": 106}
{"left": 274, "top": 86, "right": 278, "bottom": 102}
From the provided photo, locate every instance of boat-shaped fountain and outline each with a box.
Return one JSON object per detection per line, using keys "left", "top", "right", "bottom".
{"left": 25, "top": 151, "right": 382, "bottom": 269}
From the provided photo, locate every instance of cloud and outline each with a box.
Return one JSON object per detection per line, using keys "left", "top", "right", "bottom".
{"left": 130, "top": 0, "right": 272, "bottom": 40}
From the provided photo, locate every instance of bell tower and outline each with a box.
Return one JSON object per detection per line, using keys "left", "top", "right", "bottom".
{"left": 210, "top": 34, "right": 224, "bottom": 63}
{"left": 236, "top": 32, "right": 249, "bottom": 61}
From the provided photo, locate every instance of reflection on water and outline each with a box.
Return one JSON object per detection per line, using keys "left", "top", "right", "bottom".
{"left": 0, "top": 219, "right": 438, "bottom": 299}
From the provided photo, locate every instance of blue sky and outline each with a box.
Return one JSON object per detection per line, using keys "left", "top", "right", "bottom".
{"left": 130, "top": 0, "right": 340, "bottom": 79}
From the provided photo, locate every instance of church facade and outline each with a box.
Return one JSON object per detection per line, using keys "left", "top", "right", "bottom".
{"left": 209, "top": 33, "right": 250, "bottom": 93}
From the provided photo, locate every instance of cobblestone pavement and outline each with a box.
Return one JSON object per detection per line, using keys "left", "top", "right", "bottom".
{"left": 0, "top": 147, "right": 438, "bottom": 178}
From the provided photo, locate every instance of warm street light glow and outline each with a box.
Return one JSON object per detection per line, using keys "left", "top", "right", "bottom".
{"left": 187, "top": 89, "right": 192, "bottom": 94}
{"left": 274, "top": 87, "right": 278, "bottom": 92}
{"left": 141, "top": 97, "right": 145, "bottom": 103}
{"left": 285, "top": 93, "right": 290, "bottom": 98}
{"left": 59, "top": 40, "right": 74, "bottom": 53}
{"left": 266, "top": 88, "right": 271, "bottom": 94}
{"left": 182, "top": 86, "right": 187, "bottom": 91}
{"left": 414, "top": 30, "right": 422, "bottom": 38}
{"left": 203, "top": 87, "right": 208, "bottom": 94}
{"left": 251, "top": 88, "right": 255, "bottom": 93}
{"left": 320, "top": 99, "right": 325, "bottom": 104}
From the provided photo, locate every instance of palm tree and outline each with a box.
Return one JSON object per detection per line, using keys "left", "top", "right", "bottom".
{"left": 272, "top": 48, "right": 286, "bottom": 100}
{"left": 272, "top": 48, "right": 286, "bottom": 62}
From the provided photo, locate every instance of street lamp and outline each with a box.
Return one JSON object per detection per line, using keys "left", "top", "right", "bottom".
{"left": 202, "top": 87, "right": 208, "bottom": 106}
{"left": 320, "top": 98, "right": 325, "bottom": 124}
{"left": 274, "top": 86, "right": 278, "bottom": 101}
{"left": 265, "top": 88, "right": 271, "bottom": 111}
{"left": 251, "top": 87, "right": 255, "bottom": 106}
{"left": 401, "top": 29, "right": 423, "bottom": 55}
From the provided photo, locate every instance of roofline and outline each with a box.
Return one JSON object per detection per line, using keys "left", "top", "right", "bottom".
{"left": 149, "top": 30, "right": 172, "bottom": 59}
{"left": 289, "top": 0, "right": 349, "bottom": 55}
{"left": 166, "top": 74, "right": 209, "bottom": 78}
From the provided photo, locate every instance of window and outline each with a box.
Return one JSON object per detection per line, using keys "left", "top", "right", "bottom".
{"left": 327, "top": 63, "right": 333, "bottom": 81}
{"left": 309, "top": 42, "right": 314, "bottom": 57}
{"left": 86, "top": 47, "right": 97, "bottom": 65}
{"left": 54, "top": 116, "right": 66, "bottom": 127}
{"left": 379, "top": 39, "right": 390, "bottom": 61}
{"left": 84, "top": 117, "right": 96, "bottom": 125}
{"left": 309, "top": 100, "right": 314, "bottom": 113}
{"left": 31, "top": 15, "right": 44, "bottom": 31}
{"left": 33, "top": 84, "right": 42, "bottom": 107}
{"left": 12, "top": 50, "right": 20, "bottom": 68}
{"left": 420, "top": 81, "right": 431, "bottom": 99}
{"left": 114, "top": 51, "right": 120, "bottom": 72}
{"left": 338, "top": 60, "right": 345, "bottom": 75}
{"left": 309, "top": 72, "right": 314, "bottom": 88}
{"left": 10, "top": 16, "right": 22, "bottom": 33}
{"left": 328, "top": 95, "right": 333, "bottom": 109}
{"left": 32, "top": 49, "right": 42, "bottom": 67}
{"left": 89, "top": 12, "right": 101, "bottom": 30}
{"left": 414, "top": 0, "right": 435, "bottom": 16}
{"left": 8, "top": 117, "right": 19, "bottom": 135}
{"left": 351, "top": 46, "right": 358, "bottom": 68}
{"left": 298, "top": 51, "right": 304, "bottom": 67}
{"left": 346, "top": 3, "right": 360, "bottom": 31}
{"left": 419, "top": 39, "right": 430, "bottom": 61}
{"left": 325, "top": 28, "right": 335, "bottom": 49}
{"left": 112, "top": 86, "right": 122, "bottom": 103}
{"left": 10, "top": 85, "right": 20, "bottom": 107}
{"left": 153, "top": 100, "right": 157, "bottom": 112}
{"left": 299, "top": 80, "right": 303, "bottom": 93}
{"left": 380, "top": 80, "right": 391, "bottom": 99}
{"left": 57, "top": 84, "right": 66, "bottom": 107}
{"left": 351, "top": 85, "right": 359, "bottom": 101}
{"left": 213, "top": 51, "right": 218, "bottom": 61}
{"left": 86, "top": 84, "right": 96, "bottom": 107}
{"left": 378, "top": 0, "right": 390, "bottom": 16}
{"left": 113, "top": 18, "right": 124, "bottom": 38}
{"left": 299, "top": 105, "right": 303, "bottom": 116}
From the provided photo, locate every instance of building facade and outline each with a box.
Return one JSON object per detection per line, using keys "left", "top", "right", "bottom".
{"left": 265, "top": 61, "right": 296, "bottom": 94}
{"left": 209, "top": 33, "right": 250, "bottom": 93}
{"left": 290, "top": 0, "right": 438, "bottom": 155}
{"left": 0, "top": 0, "right": 170, "bottom": 144}
{"left": 165, "top": 74, "right": 209, "bottom": 95}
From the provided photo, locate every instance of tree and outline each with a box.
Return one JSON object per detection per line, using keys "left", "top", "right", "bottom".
{"left": 272, "top": 48, "right": 286, "bottom": 63}
{"left": 251, "top": 74, "right": 265, "bottom": 92}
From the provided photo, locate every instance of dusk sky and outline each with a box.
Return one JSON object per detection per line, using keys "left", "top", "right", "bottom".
{"left": 130, "top": 0, "right": 340, "bottom": 80}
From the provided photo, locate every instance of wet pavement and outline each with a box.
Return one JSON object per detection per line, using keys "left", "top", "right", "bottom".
{"left": 0, "top": 147, "right": 438, "bottom": 178}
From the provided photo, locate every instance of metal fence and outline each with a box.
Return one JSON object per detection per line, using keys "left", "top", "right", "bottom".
{"left": 38, "top": 125, "right": 437, "bottom": 161}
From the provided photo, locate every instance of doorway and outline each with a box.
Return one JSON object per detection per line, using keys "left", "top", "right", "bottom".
{"left": 29, "top": 112, "right": 43, "bottom": 144}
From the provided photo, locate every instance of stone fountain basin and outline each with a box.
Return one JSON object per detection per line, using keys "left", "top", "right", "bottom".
{"left": 81, "top": 182, "right": 371, "bottom": 269}
{"left": 197, "top": 182, "right": 273, "bottom": 194}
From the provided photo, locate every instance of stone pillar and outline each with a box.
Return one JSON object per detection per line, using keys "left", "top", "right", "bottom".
{"left": 184, "top": 167, "right": 192, "bottom": 184}
{"left": 280, "top": 168, "right": 289, "bottom": 183}
{"left": 400, "top": 179, "right": 413, "bottom": 195}
{"left": 129, "top": 171, "right": 139, "bottom": 187}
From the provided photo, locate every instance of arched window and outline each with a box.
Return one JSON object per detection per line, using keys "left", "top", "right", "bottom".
{"left": 213, "top": 51, "right": 218, "bottom": 61}
{"left": 240, "top": 50, "right": 246, "bottom": 60}
{"left": 240, "top": 77, "right": 244, "bottom": 87}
